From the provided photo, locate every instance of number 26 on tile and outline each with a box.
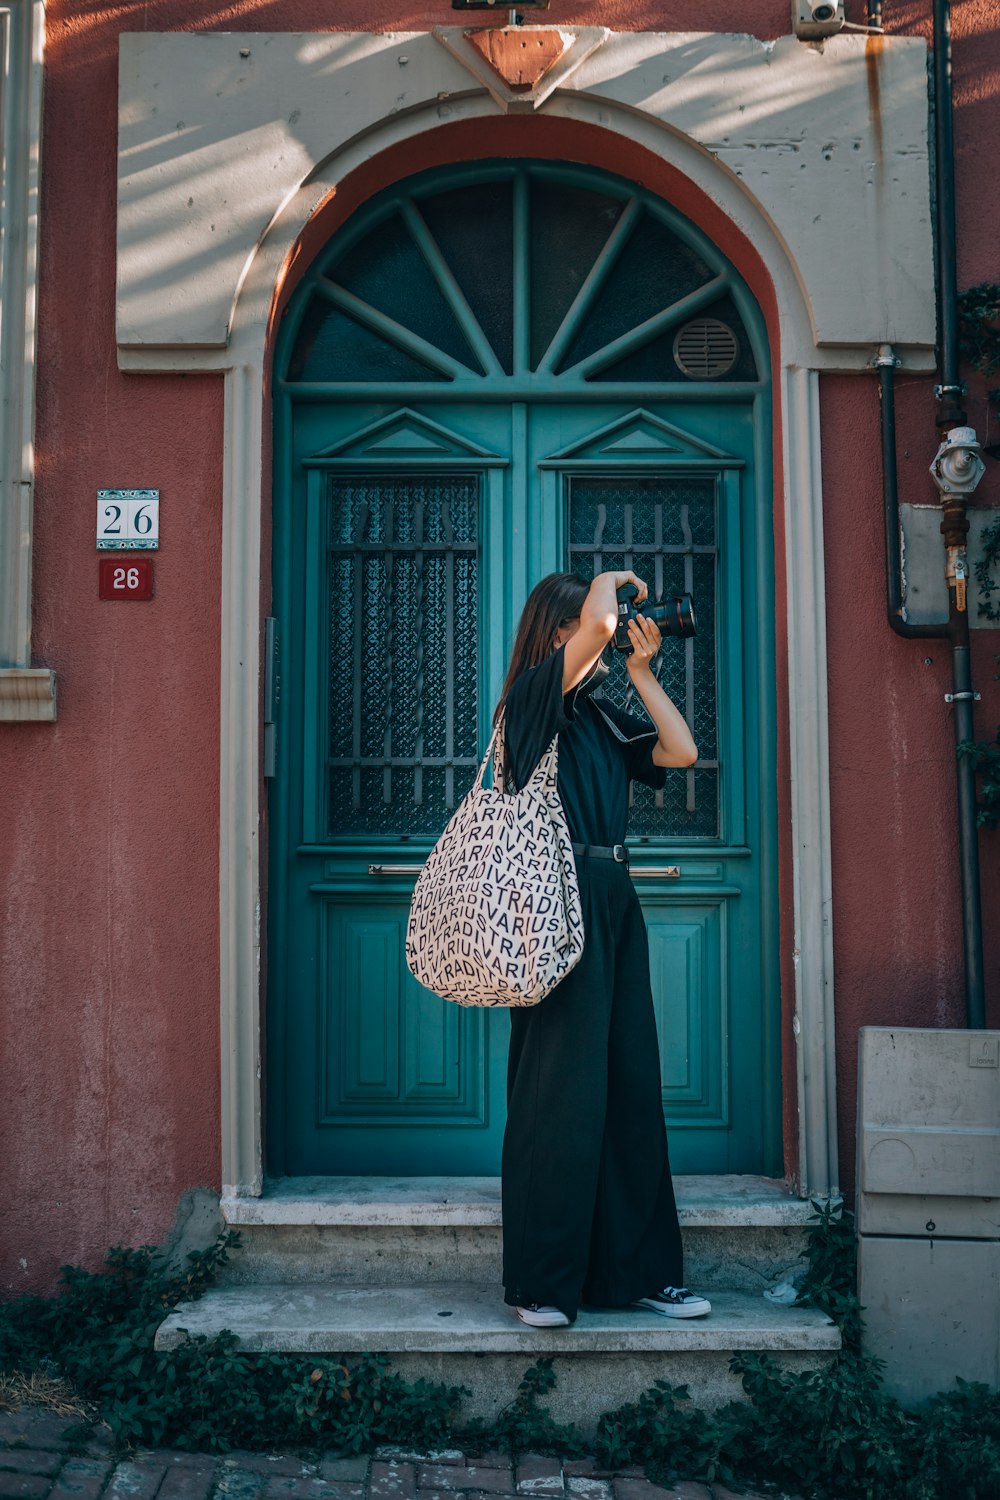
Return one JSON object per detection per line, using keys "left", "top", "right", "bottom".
{"left": 96, "top": 488, "right": 159, "bottom": 549}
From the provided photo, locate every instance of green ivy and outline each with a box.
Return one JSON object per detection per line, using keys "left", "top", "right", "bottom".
{"left": 972, "top": 511, "right": 1000, "bottom": 624}
{"left": 591, "top": 1203, "right": 1000, "bottom": 1500}
{"left": 794, "top": 1196, "right": 863, "bottom": 1350}
{"left": 0, "top": 1235, "right": 467, "bottom": 1453}
{"left": 460, "top": 1359, "right": 586, "bottom": 1458}
{"left": 958, "top": 282, "right": 1000, "bottom": 379}
{"left": 957, "top": 505, "right": 1000, "bottom": 826}
{"left": 3, "top": 1208, "right": 1000, "bottom": 1499}
{"left": 595, "top": 1379, "right": 744, "bottom": 1487}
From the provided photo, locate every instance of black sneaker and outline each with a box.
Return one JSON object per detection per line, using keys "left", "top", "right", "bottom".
{"left": 632, "top": 1285, "right": 712, "bottom": 1318}
{"left": 514, "top": 1303, "right": 571, "bottom": 1327}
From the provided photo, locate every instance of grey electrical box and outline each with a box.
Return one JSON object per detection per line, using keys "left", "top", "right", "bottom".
{"left": 856, "top": 1027, "right": 1000, "bottom": 1403}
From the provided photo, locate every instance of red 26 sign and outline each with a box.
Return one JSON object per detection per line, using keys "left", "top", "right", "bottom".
{"left": 99, "top": 557, "right": 154, "bottom": 601}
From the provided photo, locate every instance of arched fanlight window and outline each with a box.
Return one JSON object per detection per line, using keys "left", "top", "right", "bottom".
{"left": 282, "top": 163, "right": 761, "bottom": 390}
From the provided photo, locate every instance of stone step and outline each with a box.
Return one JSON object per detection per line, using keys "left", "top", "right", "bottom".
{"left": 219, "top": 1175, "right": 819, "bottom": 1294}
{"left": 154, "top": 1280, "right": 839, "bottom": 1435}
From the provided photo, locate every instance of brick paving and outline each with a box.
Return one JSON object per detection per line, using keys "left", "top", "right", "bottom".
{"left": 0, "top": 1408, "right": 806, "bottom": 1500}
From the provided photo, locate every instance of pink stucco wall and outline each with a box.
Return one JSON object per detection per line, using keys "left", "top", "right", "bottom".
{"left": 2, "top": 0, "right": 998, "bottom": 1294}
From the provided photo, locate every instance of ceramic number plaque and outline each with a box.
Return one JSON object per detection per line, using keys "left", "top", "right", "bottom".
{"left": 97, "top": 488, "right": 160, "bottom": 550}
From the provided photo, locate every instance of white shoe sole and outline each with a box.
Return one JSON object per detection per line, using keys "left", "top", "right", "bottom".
{"left": 632, "top": 1296, "right": 712, "bottom": 1318}
{"left": 514, "top": 1306, "right": 571, "bottom": 1327}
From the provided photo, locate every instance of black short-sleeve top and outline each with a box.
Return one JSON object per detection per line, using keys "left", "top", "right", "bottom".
{"left": 500, "top": 643, "right": 667, "bottom": 847}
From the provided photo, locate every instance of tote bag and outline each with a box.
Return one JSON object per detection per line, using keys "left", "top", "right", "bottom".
{"left": 404, "top": 714, "right": 584, "bottom": 1007}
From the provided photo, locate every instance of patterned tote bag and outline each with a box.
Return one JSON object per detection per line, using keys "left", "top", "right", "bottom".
{"left": 405, "top": 713, "right": 584, "bottom": 1006}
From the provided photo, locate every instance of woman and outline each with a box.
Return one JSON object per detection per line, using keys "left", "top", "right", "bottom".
{"left": 494, "top": 569, "right": 712, "bottom": 1329}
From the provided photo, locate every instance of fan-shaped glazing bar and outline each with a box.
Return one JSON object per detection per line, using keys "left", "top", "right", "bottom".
{"left": 536, "top": 196, "right": 641, "bottom": 375}
{"left": 399, "top": 198, "right": 502, "bottom": 378}
{"left": 313, "top": 277, "right": 476, "bottom": 381}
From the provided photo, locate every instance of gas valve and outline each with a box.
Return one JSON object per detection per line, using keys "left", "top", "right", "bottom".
{"left": 929, "top": 426, "right": 986, "bottom": 498}
{"left": 929, "top": 427, "right": 985, "bottom": 613}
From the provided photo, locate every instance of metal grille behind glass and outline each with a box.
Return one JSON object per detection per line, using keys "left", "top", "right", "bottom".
{"left": 568, "top": 476, "right": 719, "bottom": 838}
{"left": 328, "top": 475, "right": 479, "bottom": 837}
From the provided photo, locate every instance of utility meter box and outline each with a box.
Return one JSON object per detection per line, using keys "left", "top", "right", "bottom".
{"left": 856, "top": 1027, "right": 1000, "bottom": 1403}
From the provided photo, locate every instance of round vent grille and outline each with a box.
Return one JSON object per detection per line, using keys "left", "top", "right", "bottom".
{"left": 672, "top": 318, "right": 740, "bottom": 379}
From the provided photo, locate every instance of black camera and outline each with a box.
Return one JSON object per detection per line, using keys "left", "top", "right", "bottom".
{"left": 613, "top": 583, "right": 697, "bottom": 652}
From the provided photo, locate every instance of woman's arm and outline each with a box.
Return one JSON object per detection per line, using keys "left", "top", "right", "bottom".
{"left": 562, "top": 570, "right": 647, "bottom": 693}
{"left": 624, "top": 614, "right": 698, "bottom": 767}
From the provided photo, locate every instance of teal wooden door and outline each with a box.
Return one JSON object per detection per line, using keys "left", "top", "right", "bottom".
{"left": 269, "top": 162, "right": 779, "bottom": 1178}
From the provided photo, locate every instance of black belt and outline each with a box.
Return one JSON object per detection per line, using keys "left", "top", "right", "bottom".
{"left": 572, "top": 842, "right": 630, "bottom": 866}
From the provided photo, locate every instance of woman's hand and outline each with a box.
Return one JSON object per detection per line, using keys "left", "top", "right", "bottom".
{"left": 580, "top": 571, "right": 646, "bottom": 643}
{"left": 609, "top": 570, "right": 648, "bottom": 605}
{"left": 625, "top": 612, "right": 662, "bottom": 677}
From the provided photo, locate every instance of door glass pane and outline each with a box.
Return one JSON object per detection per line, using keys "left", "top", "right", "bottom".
{"left": 287, "top": 300, "right": 448, "bottom": 384}
{"left": 328, "top": 475, "right": 480, "bottom": 837}
{"left": 567, "top": 475, "right": 719, "bottom": 838}
{"left": 529, "top": 179, "right": 624, "bottom": 370}
{"left": 411, "top": 180, "right": 515, "bottom": 374}
{"left": 557, "top": 212, "right": 714, "bottom": 372}
{"left": 329, "top": 212, "right": 482, "bottom": 373}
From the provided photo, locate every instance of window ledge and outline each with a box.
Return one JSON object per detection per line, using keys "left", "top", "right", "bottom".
{"left": 0, "top": 668, "right": 57, "bottom": 722}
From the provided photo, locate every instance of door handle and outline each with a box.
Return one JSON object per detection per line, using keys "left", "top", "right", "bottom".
{"left": 630, "top": 866, "right": 682, "bottom": 878}
{"left": 369, "top": 863, "right": 424, "bottom": 876}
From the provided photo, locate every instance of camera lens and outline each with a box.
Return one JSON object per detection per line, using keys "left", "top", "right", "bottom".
{"left": 647, "top": 595, "right": 697, "bottom": 639}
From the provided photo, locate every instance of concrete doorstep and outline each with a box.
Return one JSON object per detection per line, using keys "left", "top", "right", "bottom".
{"left": 155, "top": 1176, "right": 838, "bottom": 1434}
{"left": 152, "top": 1282, "right": 837, "bottom": 1429}
{"left": 0, "top": 1406, "right": 808, "bottom": 1500}
{"left": 154, "top": 1284, "right": 839, "bottom": 1355}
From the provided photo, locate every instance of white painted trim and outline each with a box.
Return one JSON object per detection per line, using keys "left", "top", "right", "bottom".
{"left": 0, "top": 666, "right": 56, "bottom": 721}
{"left": 781, "top": 367, "right": 840, "bottom": 1198}
{"left": 0, "top": 2, "right": 54, "bottom": 717}
{"left": 220, "top": 362, "right": 265, "bottom": 1198}
{"left": 119, "top": 84, "right": 844, "bottom": 1200}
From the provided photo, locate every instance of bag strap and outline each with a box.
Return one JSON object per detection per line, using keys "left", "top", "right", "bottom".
{"left": 475, "top": 719, "right": 504, "bottom": 790}
{"left": 529, "top": 734, "right": 560, "bottom": 792}
{"left": 484, "top": 709, "right": 559, "bottom": 794}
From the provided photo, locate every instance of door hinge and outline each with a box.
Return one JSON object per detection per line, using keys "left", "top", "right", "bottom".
{"left": 264, "top": 617, "right": 279, "bottom": 778}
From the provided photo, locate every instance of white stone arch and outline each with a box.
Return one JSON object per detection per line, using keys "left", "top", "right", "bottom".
{"left": 116, "top": 31, "right": 936, "bottom": 1202}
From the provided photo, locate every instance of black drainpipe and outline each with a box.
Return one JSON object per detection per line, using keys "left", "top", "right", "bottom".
{"left": 877, "top": 0, "right": 985, "bottom": 1027}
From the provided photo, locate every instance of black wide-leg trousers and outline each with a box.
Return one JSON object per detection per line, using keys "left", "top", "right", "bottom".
{"left": 501, "top": 853, "right": 684, "bottom": 1322}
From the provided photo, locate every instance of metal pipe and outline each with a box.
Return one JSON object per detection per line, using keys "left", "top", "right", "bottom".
{"left": 930, "top": 0, "right": 986, "bottom": 1027}
{"left": 878, "top": 358, "right": 987, "bottom": 1024}
{"left": 944, "top": 585, "right": 987, "bottom": 1030}
{"left": 932, "top": 0, "right": 966, "bottom": 428}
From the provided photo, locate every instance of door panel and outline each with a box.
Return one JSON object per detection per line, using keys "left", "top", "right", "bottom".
{"left": 319, "top": 895, "right": 487, "bottom": 1124}
{"left": 650, "top": 907, "right": 722, "bottom": 1102}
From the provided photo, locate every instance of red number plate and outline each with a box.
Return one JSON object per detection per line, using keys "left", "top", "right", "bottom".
{"left": 99, "top": 557, "right": 154, "bottom": 600}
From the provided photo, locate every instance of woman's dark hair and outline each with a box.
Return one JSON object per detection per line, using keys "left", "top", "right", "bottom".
{"left": 492, "top": 573, "right": 590, "bottom": 785}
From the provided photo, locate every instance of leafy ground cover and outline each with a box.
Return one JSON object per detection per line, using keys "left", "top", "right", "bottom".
{"left": 2, "top": 1203, "right": 997, "bottom": 1499}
